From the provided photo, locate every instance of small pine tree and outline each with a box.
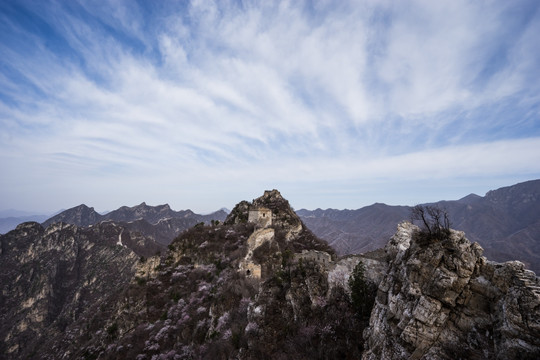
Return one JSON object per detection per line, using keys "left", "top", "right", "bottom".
{"left": 348, "top": 261, "right": 375, "bottom": 320}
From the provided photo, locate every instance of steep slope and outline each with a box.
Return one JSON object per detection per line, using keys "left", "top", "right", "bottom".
{"left": 0, "top": 221, "right": 164, "bottom": 359}
{"left": 363, "top": 222, "right": 540, "bottom": 359}
{"left": 298, "top": 179, "right": 540, "bottom": 273}
{"left": 29, "top": 190, "right": 368, "bottom": 360}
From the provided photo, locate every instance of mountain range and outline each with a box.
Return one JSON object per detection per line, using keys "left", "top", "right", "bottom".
{"left": 0, "top": 203, "right": 228, "bottom": 236}
{"left": 3, "top": 179, "right": 538, "bottom": 274}
{"left": 4, "top": 180, "right": 538, "bottom": 273}
{"left": 298, "top": 179, "right": 540, "bottom": 273}
{"left": 1, "top": 189, "right": 538, "bottom": 359}
{"left": 40, "top": 203, "right": 228, "bottom": 246}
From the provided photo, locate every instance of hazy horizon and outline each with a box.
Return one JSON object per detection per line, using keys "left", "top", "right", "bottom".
{"left": 2, "top": 178, "right": 538, "bottom": 217}
{"left": 2, "top": 1, "right": 539, "bottom": 214}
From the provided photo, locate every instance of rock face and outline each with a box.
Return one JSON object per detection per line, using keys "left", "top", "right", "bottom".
{"left": 0, "top": 221, "right": 163, "bottom": 358}
{"left": 363, "top": 222, "right": 540, "bottom": 360}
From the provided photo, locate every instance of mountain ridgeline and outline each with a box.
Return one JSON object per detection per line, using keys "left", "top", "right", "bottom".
{"left": 1, "top": 186, "right": 539, "bottom": 359}
{"left": 40, "top": 202, "right": 228, "bottom": 246}
{"left": 298, "top": 179, "right": 540, "bottom": 274}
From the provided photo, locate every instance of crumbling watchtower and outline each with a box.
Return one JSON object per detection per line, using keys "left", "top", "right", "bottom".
{"left": 248, "top": 206, "right": 272, "bottom": 228}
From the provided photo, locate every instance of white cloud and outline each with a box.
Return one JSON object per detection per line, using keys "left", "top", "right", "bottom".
{"left": 1, "top": 0, "right": 539, "bottom": 212}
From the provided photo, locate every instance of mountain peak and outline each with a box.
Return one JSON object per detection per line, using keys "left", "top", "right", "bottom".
{"left": 457, "top": 193, "right": 482, "bottom": 204}
{"left": 224, "top": 190, "right": 334, "bottom": 256}
{"left": 226, "top": 189, "right": 297, "bottom": 227}
{"left": 42, "top": 204, "right": 102, "bottom": 227}
{"left": 252, "top": 189, "right": 291, "bottom": 212}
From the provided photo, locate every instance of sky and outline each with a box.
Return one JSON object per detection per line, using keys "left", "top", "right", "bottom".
{"left": 1, "top": 0, "right": 540, "bottom": 214}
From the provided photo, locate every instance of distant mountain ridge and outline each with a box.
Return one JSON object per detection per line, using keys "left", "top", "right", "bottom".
{"left": 4, "top": 180, "right": 539, "bottom": 272}
{"left": 298, "top": 179, "right": 540, "bottom": 273}
{"left": 296, "top": 204, "right": 410, "bottom": 255}
{"left": 42, "top": 202, "right": 226, "bottom": 227}
{"left": 39, "top": 203, "right": 228, "bottom": 246}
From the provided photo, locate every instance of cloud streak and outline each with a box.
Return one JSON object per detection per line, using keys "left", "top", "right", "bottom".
{"left": 1, "top": 0, "right": 539, "bottom": 212}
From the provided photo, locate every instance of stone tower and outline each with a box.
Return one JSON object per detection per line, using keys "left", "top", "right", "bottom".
{"left": 248, "top": 206, "right": 272, "bottom": 228}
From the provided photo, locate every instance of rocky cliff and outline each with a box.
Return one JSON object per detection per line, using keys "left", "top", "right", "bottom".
{"left": 363, "top": 222, "right": 540, "bottom": 359}
{"left": 0, "top": 221, "right": 163, "bottom": 358}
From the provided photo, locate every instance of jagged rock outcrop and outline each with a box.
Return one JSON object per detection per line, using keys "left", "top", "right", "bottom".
{"left": 226, "top": 190, "right": 334, "bottom": 256}
{"left": 251, "top": 190, "right": 301, "bottom": 230}
{"left": 363, "top": 222, "right": 540, "bottom": 360}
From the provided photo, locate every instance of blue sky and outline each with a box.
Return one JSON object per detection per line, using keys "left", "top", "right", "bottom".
{"left": 1, "top": 0, "right": 540, "bottom": 214}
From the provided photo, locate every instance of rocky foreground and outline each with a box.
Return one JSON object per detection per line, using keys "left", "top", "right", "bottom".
{"left": 363, "top": 222, "right": 540, "bottom": 359}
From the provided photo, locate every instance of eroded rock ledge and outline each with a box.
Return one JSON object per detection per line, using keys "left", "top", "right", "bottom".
{"left": 362, "top": 222, "right": 540, "bottom": 360}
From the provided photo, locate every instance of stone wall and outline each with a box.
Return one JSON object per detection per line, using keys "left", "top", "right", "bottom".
{"left": 239, "top": 228, "right": 276, "bottom": 279}
{"left": 295, "top": 249, "right": 332, "bottom": 266}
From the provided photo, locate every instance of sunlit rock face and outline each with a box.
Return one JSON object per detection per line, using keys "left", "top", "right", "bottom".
{"left": 363, "top": 222, "right": 540, "bottom": 360}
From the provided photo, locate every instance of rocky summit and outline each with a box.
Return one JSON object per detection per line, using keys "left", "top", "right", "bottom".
{"left": 1, "top": 190, "right": 539, "bottom": 359}
{"left": 363, "top": 222, "right": 540, "bottom": 360}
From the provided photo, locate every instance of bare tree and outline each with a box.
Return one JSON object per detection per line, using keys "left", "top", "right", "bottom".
{"left": 411, "top": 205, "right": 451, "bottom": 242}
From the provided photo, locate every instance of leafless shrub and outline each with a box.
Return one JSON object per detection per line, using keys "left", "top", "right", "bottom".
{"left": 411, "top": 205, "right": 451, "bottom": 243}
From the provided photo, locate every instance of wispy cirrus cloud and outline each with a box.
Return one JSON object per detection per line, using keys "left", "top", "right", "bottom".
{"left": 0, "top": 0, "right": 539, "bottom": 212}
